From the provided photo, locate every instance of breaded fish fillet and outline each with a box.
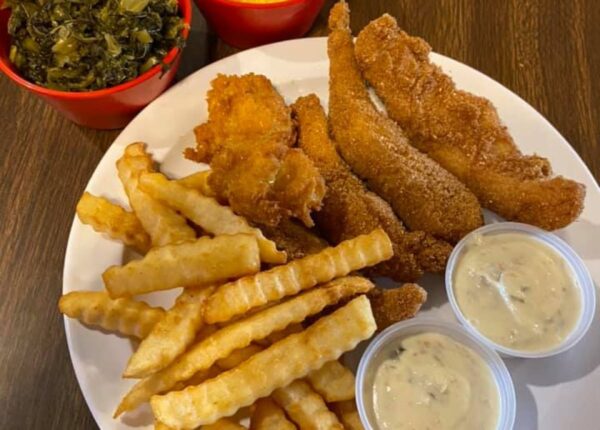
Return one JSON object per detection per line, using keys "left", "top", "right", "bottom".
{"left": 355, "top": 15, "right": 586, "bottom": 230}
{"left": 185, "top": 74, "right": 326, "bottom": 227}
{"left": 327, "top": 1, "right": 482, "bottom": 243}
{"left": 367, "top": 284, "right": 427, "bottom": 331}
{"left": 292, "top": 94, "right": 451, "bottom": 281}
{"left": 258, "top": 219, "right": 329, "bottom": 260}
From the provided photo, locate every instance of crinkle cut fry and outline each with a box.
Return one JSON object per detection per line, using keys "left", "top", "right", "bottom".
{"left": 204, "top": 229, "right": 392, "bottom": 324}
{"left": 150, "top": 296, "right": 376, "bottom": 429}
{"left": 306, "top": 360, "right": 355, "bottom": 403}
{"left": 331, "top": 400, "right": 363, "bottom": 430}
{"left": 250, "top": 397, "right": 296, "bottom": 430}
{"left": 59, "top": 291, "right": 165, "bottom": 339}
{"left": 114, "top": 277, "right": 371, "bottom": 415}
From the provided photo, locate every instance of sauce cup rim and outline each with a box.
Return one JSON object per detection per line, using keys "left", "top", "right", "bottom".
{"left": 445, "top": 221, "right": 596, "bottom": 359}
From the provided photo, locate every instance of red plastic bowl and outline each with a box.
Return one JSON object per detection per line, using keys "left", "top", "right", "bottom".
{"left": 195, "top": 0, "right": 325, "bottom": 49}
{"left": 0, "top": 0, "right": 192, "bottom": 129}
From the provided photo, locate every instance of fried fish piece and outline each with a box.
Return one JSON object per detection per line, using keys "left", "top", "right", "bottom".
{"left": 257, "top": 219, "right": 329, "bottom": 261}
{"left": 185, "top": 74, "right": 326, "bottom": 227}
{"left": 327, "top": 1, "right": 482, "bottom": 243}
{"left": 367, "top": 284, "right": 427, "bottom": 331}
{"left": 354, "top": 15, "right": 585, "bottom": 230}
{"left": 292, "top": 94, "right": 451, "bottom": 281}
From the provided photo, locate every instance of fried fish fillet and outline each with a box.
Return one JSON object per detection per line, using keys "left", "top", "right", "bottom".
{"left": 327, "top": 1, "right": 483, "bottom": 243}
{"left": 257, "top": 219, "right": 329, "bottom": 260}
{"left": 292, "top": 94, "right": 451, "bottom": 281}
{"left": 185, "top": 74, "right": 326, "bottom": 227}
{"left": 367, "top": 284, "right": 427, "bottom": 331}
{"left": 355, "top": 15, "right": 586, "bottom": 230}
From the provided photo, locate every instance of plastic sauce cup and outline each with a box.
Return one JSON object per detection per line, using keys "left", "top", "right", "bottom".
{"left": 445, "top": 222, "right": 596, "bottom": 359}
{"left": 356, "top": 317, "right": 516, "bottom": 430}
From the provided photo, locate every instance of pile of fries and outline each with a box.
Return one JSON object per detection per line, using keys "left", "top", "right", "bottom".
{"left": 61, "top": 143, "right": 397, "bottom": 429}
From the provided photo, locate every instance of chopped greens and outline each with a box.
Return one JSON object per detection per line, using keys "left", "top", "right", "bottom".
{"left": 5, "top": 0, "right": 186, "bottom": 91}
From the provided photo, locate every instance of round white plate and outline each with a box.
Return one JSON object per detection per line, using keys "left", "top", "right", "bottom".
{"left": 63, "top": 37, "right": 600, "bottom": 430}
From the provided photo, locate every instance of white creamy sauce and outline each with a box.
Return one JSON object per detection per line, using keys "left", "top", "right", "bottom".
{"left": 373, "top": 332, "right": 499, "bottom": 430}
{"left": 453, "top": 232, "right": 581, "bottom": 352}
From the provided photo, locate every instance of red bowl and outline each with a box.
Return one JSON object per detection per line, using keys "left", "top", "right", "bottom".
{"left": 0, "top": 0, "right": 192, "bottom": 129}
{"left": 195, "top": 0, "right": 325, "bottom": 49}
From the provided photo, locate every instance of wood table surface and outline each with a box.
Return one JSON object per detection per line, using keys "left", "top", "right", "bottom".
{"left": 1, "top": 1, "right": 599, "bottom": 428}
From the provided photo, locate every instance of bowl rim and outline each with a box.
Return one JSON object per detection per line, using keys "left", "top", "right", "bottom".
{"left": 0, "top": 0, "right": 192, "bottom": 99}
{"left": 445, "top": 221, "right": 597, "bottom": 359}
{"left": 196, "top": 0, "right": 310, "bottom": 10}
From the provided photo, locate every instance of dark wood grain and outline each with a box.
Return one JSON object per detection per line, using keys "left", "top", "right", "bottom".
{"left": 0, "top": 1, "right": 598, "bottom": 428}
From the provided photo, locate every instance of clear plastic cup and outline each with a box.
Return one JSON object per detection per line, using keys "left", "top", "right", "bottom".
{"left": 445, "top": 222, "right": 596, "bottom": 359}
{"left": 356, "top": 317, "right": 516, "bottom": 430}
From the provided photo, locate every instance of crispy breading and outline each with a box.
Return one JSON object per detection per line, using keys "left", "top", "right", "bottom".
{"left": 355, "top": 15, "right": 585, "bottom": 230}
{"left": 367, "top": 284, "right": 427, "bottom": 331}
{"left": 185, "top": 74, "right": 325, "bottom": 227}
{"left": 327, "top": 1, "right": 483, "bottom": 243}
{"left": 292, "top": 94, "right": 451, "bottom": 280}
{"left": 258, "top": 219, "right": 329, "bottom": 260}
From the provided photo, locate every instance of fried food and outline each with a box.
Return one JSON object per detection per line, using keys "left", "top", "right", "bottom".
{"left": 367, "top": 284, "right": 427, "bottom": 331}
{"left": 123, "top": 287, "right": 215, "bottom": 379}
{"left": 184, "top": 74, "right": 326, "bottom": 227}
{"left": 306, "top": 360, "right": 355, "bottom": 403}
{"left": 59, "top": 291, "right": 165, "bottom": 339}
{"left": 272, "top": 380, "right": 343, "bottom": 430}
{"left": 139, "top": 172, "right": 286, "bottom": 264}
{"left": 216, "top": 344, "right": 265, "bottom": 371}
{"left": 177, "top": 170, "right": 215, "bottom": 197}
{"left": 103, "top": 234, "right": 260, "bottom": 298}
{"left": 327, "top": 2, "right": 482, "bottom": 243}
{"left": 204, "top": 419, "right": 246, "bottom": 430}
{"left": 204, "top": 229, "right": 392, "bottom": 324}
{"left": 117, "top": 143, "right": 196, "bottom": 247}
{"left": 250, "top": 398, "right": 296, "bottom": 430}
{"left": 331, "top": 400, "right": 363, "bottom": 430}
{"left": 355, "top": 16, "right": 586, "bottom": 230}
{"left": 76, "top": 192, "right": 151, "bottom": 254}
{"left": 150, "top": 296, "right": 376, "bottom": 429}
{"left": 118, "top": 277, "right": 372, "bottom": 411}
{"left": 292, "top": 94, "right": 451, "bottom": 280}
{"left": 258, "top": 219, "right": 329, "bottom": 260}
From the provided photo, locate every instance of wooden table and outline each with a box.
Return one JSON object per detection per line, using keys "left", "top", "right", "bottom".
{"left": 1, "top": 1, "right": 598, "bottom": 428}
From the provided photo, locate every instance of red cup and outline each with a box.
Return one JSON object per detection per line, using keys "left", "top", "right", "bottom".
{"left": 0, "top": 0, "right": 192, "bottom": 129}
{"left": 195, "top": 0, "right": 325, "bottom": 49}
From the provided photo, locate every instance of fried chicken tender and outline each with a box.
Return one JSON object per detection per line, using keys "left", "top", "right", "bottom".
{"left": 292, "top": 94, "right": 451, "bottom": 281}
{"left": 185, "top": 74, "right": 326, "bottom": 227}
{"left": 367, "top": 284, "right": 427, "bottom": 331}
{"left": 355, "top": 15, "right": 585, "bottom": 230}
{"left": 327, "top": 1, "right": 482, "bottom": 243}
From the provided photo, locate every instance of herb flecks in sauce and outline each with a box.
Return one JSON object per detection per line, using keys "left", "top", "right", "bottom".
{"left": 6, "top": 0, "right": 185, "bottom": 91}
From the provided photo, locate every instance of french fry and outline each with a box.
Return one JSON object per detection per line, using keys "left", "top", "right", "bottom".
{"left": 331, "top": 400, "right": 363, "bottom": 430}
{"left": 306, "top": 360, "right": 355, "bottom": 403}
{"left": 76, "top": 192, "right": 151, "bottom": 254}
{"left": 117, "top": 143, "right": 196, "bottom": 247}
{"left": 59, "top": 291, "right": 165, "bottom": 339}
{"left": 177, "top": 170, "right": 215, "bottom": 197}
{"left": 139, "top": 172, "right": 286, "bottom": 264}
{"left": 150, "top": 296, "right": 376, "bottom": 429}
{"left": 204, "top": 229, "right": 392, "bottom": 324}
{"left": 123, "top": 287, "right": 215, "bottom": 378}
{"left": 117, "top": 277, "right": 372, "bottom": 411}
{"left": 103, "top": 234, "right": 260, "bottom": 298}
{"left": 250, "top": 398, "right": 296, "bottom": 430}
{"left": 273, "top": 380, "right": 343, "bottom": 430}
{"left": 216, "top": 344, "right": 264, "bottom": 370}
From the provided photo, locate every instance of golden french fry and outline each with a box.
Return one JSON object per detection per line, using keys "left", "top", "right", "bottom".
{"left": 204, "top": 229, "right": 392, "bottom": 324}
{"left": 150, "top": 296, "right": 376, "bottom": 429}
{"left": 306, "top": 360, "right": 355, "bottom": 403}
{"left": 124, "top": 287, "right": 215, "bottom": 378}
{"left": 139, "top": 172, "right": 286, "bottom": 264}
{"left": 177, "top": 170, "right": 215, "bottom": 197}
{"left": 59, "top": 291, "right": 165, "bottom": 339}
{"left": 103, "top": 234, "right": 260, "bottom": 298}
{"left": 331, "top": 400, "right": 363, "bottom": 430}
{"left": 216, "top": 344, "right": 264, "bottom": 370}
{"left": 273, "top": 380, "right": 343, "bottom": 430}
{"left": 76, "top": 192, "right": 151, "bottom": 254}
{"left": 256, "top": 323, "right": 304, "bottom": 347}
{"left": 117, "top": 143, "right": 196, "bottom": 247}
{"left": 250, "top": 397, "right": 296, "bottom": 430}
{"left": 118, "top": 277, "right": 372, "bottom": 411}
{"left": 155, "top": 420, "right": 171, "bottom": 430}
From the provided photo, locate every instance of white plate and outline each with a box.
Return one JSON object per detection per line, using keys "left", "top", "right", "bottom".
{"left": 63, "top": 37, "right": 600, "bottom": 430}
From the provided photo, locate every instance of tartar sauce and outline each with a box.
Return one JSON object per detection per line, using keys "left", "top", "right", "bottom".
{"left": 453, "top": 232, "right": 581, "bottom": 352}
{"left": 373, "top": 332, "right": 499, "bottom": 430}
